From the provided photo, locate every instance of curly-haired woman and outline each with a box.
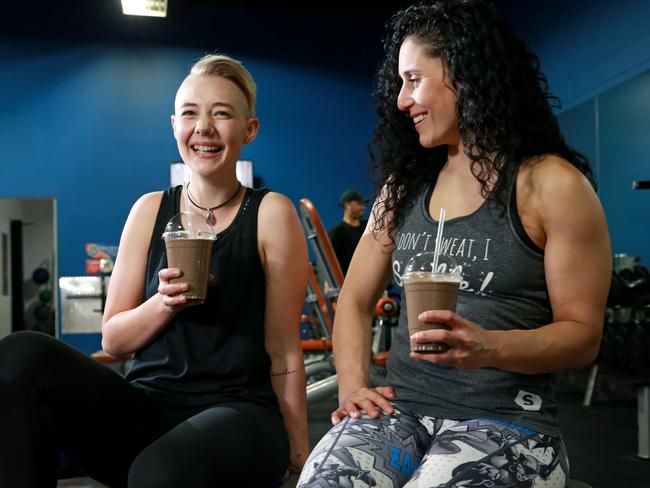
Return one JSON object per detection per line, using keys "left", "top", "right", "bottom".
{"left": 297, "top": 1, "right": 610, "bottom": 487}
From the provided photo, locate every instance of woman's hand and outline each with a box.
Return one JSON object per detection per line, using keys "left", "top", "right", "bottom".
{"left": 157, "top": 268, "right": 205, "bottom": 311}
{"left": 409, "top": 310, "right": 495, "bottom": 370}
{"left": 331, "top": 386, "right": 395, "bottom": 425}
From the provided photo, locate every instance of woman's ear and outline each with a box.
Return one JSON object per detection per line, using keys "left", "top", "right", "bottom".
{"left": 244, "top": 116, "right": 260, "bottom": 144}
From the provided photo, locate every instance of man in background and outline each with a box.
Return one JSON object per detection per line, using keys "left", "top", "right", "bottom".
{"left": 328, "top": 189, "right": 368, "bottom": 276}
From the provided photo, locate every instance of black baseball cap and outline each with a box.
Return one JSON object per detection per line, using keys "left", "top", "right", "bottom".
{"left": 339, "top": 189, "right": 369, "bottom": 206}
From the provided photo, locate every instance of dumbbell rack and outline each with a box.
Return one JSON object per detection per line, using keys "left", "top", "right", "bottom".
{"left": 585, "top": 179, "right": 650, "bottom": 459}
{"left": 585, "top": 296, "right": 650, "bottom": 459}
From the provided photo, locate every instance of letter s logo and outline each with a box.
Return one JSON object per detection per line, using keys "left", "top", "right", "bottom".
{"left": 515, "top": 390, "right": 542, "bottom": 411}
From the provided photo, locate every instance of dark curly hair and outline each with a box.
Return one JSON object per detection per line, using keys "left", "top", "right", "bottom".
{"left": 369, "top": 0, "right": 593, "bottom": 241}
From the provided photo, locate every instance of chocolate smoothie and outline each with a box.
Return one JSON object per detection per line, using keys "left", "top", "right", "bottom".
{"left": 162, "top": 211, "right": 217, "bottom": 301}
{"left": 165, "top": 238, "right": 214, "bottom": 300}
{"left": 403, "top": 272, "right": 460, "bottom": 353}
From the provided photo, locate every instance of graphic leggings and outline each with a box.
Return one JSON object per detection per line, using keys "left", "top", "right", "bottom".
{"left": 297, "top": 405, "right": 568, "bottom": 488}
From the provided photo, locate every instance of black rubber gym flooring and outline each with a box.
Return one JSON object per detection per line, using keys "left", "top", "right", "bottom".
{"left": 558, "top": 381, "right": 650, "bottom": 487}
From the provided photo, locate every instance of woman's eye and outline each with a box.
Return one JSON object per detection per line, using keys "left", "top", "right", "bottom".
{"left": 214, "top": 111, "right": 230, "bottom": 118}
{"left": 181, "top": 111, "right": 196, "bottom": 117}
{"left": 409, "top": 78, "right": 420, "bottom": 85}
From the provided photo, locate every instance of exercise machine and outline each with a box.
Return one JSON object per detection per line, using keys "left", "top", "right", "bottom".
{"left": 298, "top": 198, "right": 398, "bottom": 404}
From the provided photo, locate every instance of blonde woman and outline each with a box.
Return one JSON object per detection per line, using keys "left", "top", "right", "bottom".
{"left": 0, "top": 54, "right": 309, "bottom": 487}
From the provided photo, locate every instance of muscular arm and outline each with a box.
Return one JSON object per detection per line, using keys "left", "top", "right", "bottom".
{"left": 490, "top": 157, "right": 611, "bottom": 372}
{"left": 259, "top": 193, "right": 310, "bottom": 471}
{"left": 101, "top": 192, "right": 179, "bottom": 358}
{"left": 415, "top": 157, "right": 611, "bottom": 373}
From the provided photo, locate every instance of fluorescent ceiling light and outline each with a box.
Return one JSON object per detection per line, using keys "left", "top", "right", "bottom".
{"left": 121, "top": 0, "right": 167, "bottom": 18}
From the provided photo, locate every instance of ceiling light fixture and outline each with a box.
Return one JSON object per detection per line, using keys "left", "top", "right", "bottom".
{"left": 121, "top": 0, "right": 167, "bottom": 18}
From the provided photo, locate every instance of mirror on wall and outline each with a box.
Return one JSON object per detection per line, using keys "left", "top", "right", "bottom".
{"left": 0, "top": 198, "right": 57, "bottom": 340}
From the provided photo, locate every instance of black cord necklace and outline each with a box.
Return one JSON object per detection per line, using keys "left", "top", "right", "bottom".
{"left": 186, "top": 181, "right": 242, "bottom": 225}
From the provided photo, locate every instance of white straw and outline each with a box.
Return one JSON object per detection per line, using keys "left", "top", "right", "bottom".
{"left": 432, "top": 207, "right": 446, "bottom": 272}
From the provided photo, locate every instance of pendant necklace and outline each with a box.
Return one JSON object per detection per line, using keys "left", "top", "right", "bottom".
{"left": 186, "top": 181, "right": 242, "bottom": 226}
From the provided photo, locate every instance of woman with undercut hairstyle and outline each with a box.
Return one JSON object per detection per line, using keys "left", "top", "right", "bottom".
{"left": 0, "top": 54, "right": 309, "bottom": 487}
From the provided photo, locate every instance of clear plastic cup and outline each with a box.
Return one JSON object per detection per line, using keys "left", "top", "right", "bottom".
{"left": 402, "top": 252, "right": 462, "bottom": 353}
{"left": 162, "top": 212, "right": 217, "bottom": 300}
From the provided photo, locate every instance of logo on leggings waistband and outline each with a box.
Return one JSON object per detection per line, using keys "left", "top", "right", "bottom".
{"left": 514, "top": 390, "right": 542, "bottom": 411}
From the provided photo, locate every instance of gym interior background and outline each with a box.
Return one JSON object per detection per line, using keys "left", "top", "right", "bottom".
{"left": 1, "top": 1, "right": 650, "bottom": 487}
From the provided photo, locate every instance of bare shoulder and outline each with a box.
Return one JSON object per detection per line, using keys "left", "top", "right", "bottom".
{"left": 258, "top": 191, "right": 297, "bottom": 227}
{"left": 364, "top": 184, "right": 392, "bottom": 244}
{"left": 119, "top": 191, "right": 164, "bottom": 249}
{"left": 522, "top": 154, "right": 593, "bottom": 197}
{"left": 521, "top": 155, "right": 594, "bottom": 215}
{"left": 258, "top": 191, "right": 302, "bottom": 240}
{"left": 259, "top": 191, "right": 294, "bottom": 212}
{"left": 130, "top": 191, "right": 164, "bottom": 218}
{"left": 256, "top": 192, "right": 307, "bottom": 270}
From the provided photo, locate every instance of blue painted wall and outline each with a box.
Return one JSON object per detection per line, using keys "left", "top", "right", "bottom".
{"left": 534, "top": 0, "right": 650, "bottom": 266}
{"left": 503, "top": 0, "right": 650, "bottom": 112}
{"left": 558, "top": 72, "right": 650, "bottom": 266}
{"left": 598, "top": 71, "right": 650, "bottom": 264}
{"left": 0, "top": 42, "right": 376, "bottom": 352}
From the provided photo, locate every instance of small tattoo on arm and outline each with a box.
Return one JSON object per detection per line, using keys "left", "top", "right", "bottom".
{"left": 271, "top": 368, "right": 298, "bottom": 377}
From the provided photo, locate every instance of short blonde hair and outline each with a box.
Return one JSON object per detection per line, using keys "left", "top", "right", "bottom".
{"left": 190, "top": 54, "right": 257, "bottom": 116}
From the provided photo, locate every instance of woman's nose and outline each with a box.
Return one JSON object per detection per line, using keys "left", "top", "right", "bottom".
{"left": 396, "top": 86, "right": 413, "bottom": 112}
{"left": 195, "top": 117, "right": 215, "bottom": 135}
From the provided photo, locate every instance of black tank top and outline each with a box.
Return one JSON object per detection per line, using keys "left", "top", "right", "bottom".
{"left": 125, "top": 185, "right": 278, "bottom": 411}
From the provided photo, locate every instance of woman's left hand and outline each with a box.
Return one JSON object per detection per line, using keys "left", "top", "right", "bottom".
{"left": 409, "top": 310, "right": 495, "bottom": 370}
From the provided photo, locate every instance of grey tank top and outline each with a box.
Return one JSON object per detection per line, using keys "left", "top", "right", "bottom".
{"left": 388, "top": 179, "right": 559, "bottom": 436}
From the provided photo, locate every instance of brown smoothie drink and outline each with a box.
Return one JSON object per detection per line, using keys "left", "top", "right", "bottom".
{"left": 165, "top": 238, "right": 214, "bottom": 299}
{"left": 403, "top": 271, "right": 461, "bottom": 353}
{"left": 162, "top": 211, "right": 217, "bottom": 301}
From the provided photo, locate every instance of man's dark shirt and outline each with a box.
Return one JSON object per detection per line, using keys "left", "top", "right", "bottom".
{"left": 328, "top": 220, "right": 366, "bottom": 276}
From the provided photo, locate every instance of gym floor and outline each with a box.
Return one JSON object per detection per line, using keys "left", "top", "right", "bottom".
{"left": 57, "top": 369, "right": 650, "bottom": 487}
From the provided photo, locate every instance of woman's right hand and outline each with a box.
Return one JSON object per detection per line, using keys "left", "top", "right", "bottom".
{"left": 331, "top": 386, "right": 396, "bottom": 425}
{"left": 157, "top": 268, "right": 203, "bottom": 311}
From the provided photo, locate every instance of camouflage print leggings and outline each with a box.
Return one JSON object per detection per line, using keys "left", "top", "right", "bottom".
{"left": 297, "top": 405, "right": 568, "bottom": 488}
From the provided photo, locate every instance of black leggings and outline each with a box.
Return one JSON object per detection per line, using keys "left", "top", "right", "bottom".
{"left": 0, "top": 331, "right": 289, "bottom": 488}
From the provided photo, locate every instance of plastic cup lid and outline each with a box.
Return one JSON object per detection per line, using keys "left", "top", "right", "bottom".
{"left": 162, "top": 212, "right": 217, "bottom": 241}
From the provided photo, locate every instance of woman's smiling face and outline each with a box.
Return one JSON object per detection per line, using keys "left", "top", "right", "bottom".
{"left": 171, "top": 74, "right": 258, "bottom": 176}
{"left": 397, "top": 37, "right": 460, "bottom": 149}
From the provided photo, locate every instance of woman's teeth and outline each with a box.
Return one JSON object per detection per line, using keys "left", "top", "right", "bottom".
{"left": 413, "top": 114, "right": 426, "bottom": 124}
{"left": 193, "top": 145, "right": 221, "bottom": 153}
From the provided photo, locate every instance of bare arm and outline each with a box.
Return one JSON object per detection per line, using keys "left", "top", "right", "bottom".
{"left": 101, "top": 192, "right": 190, "bottom": 358}
{"left": 331, "top": 200, "right": 396, "bottom": 422}
{"left": 490, "top": 157, "right": 611, "bottom": 371}
{"left": 259, "top": 192, "right": 310, "bottom": 473}
{"left": 413, "top": 157, "right": 611, "bottom": 373}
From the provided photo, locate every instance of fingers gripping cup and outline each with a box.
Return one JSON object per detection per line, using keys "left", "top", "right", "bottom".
{"left": 403, "top": 252, "right": 462, "bottom": 353}
{"left": 162, "top": 212, "right": 217, "bottom": 300}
